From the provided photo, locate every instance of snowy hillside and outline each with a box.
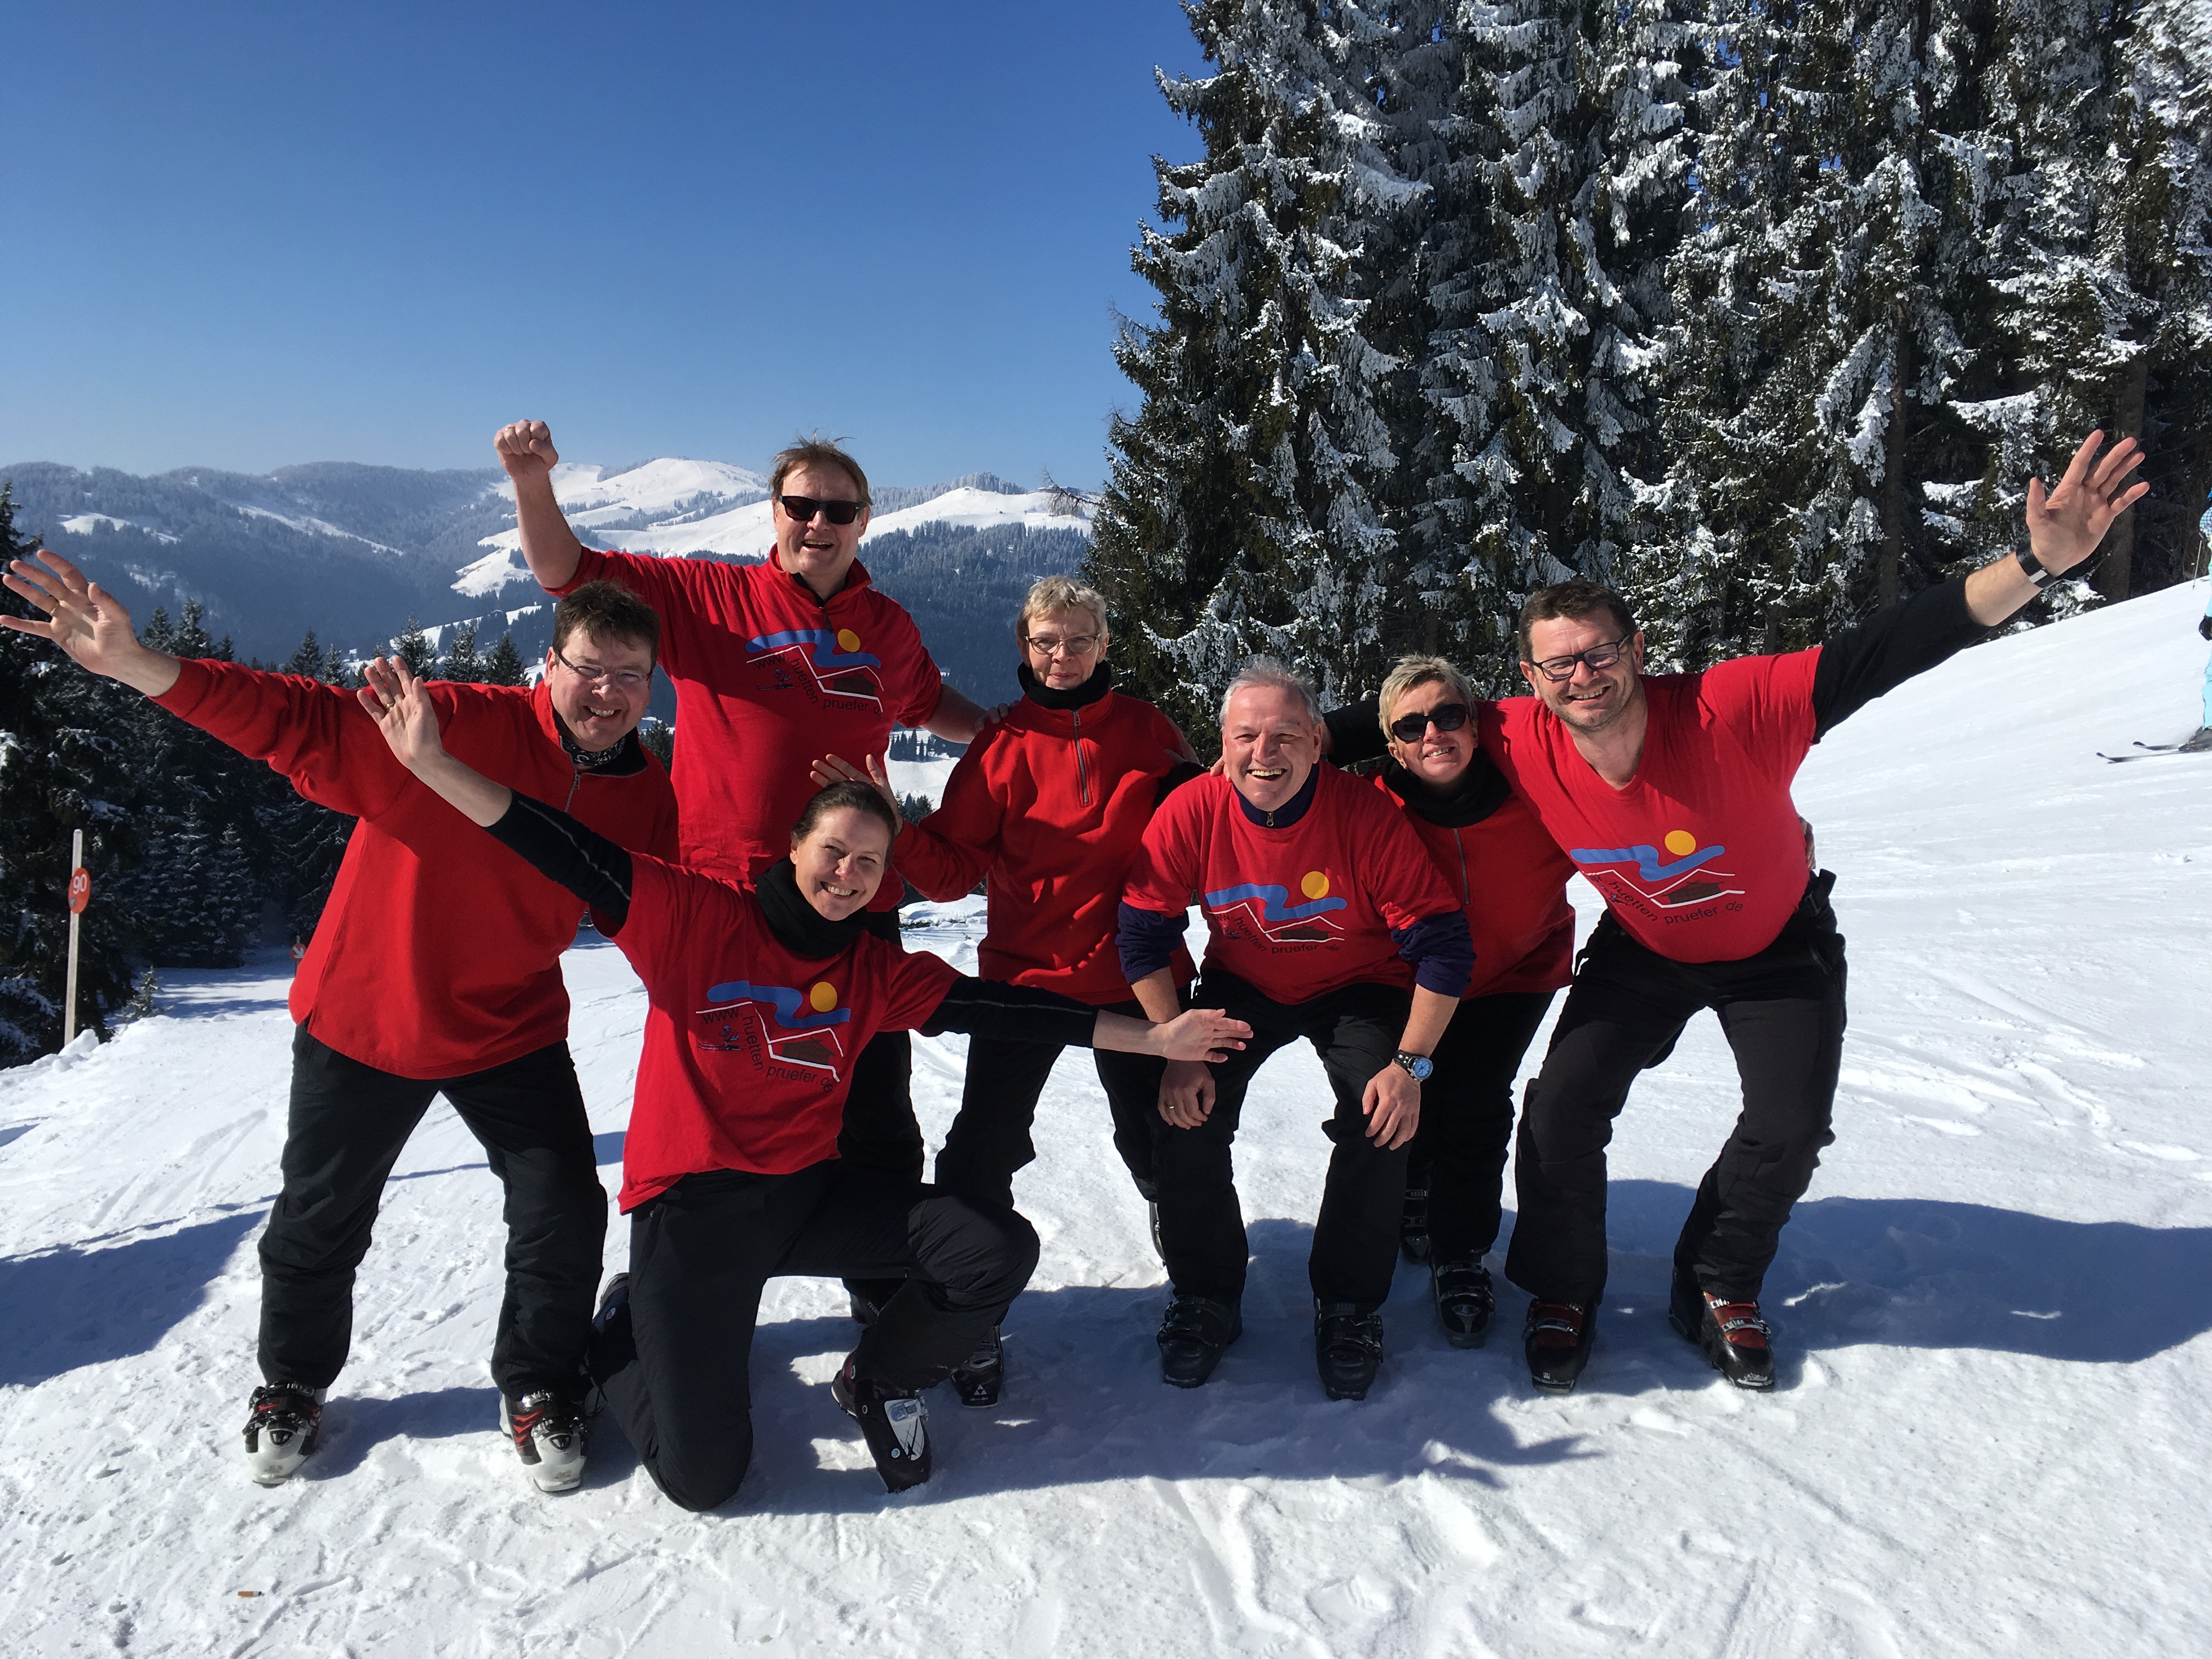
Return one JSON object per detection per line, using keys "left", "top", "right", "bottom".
{"left": 3, "top": 582, "right": 2209, "bottom": 1656}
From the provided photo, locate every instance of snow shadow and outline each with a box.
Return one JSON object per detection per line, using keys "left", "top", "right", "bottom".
{"left": 1607, "top": 1179, "right": 2212, "bottom": 1364}
{"left": 303, "top": 1386, "right": 502, "bottom": 1480}
{"left": 0, "top": 1210, "right": 261, "bottom": 1387}
{"left": 592, "top": 1130, "right": 625, "bottom": 1166}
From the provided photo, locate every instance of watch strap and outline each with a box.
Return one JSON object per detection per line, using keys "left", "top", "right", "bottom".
{"left": 2015, "top": 547, "right": 2053, "bottom": 588}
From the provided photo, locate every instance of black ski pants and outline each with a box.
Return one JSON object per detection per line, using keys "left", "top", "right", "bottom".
{"left": 258, "top": 1028, "right": 608, "bottom": 1399}
{"left": 588, "top": 1163, "right": 1039, "bottom": 1513}
{"left": 1153, "top": 969, "right": 1409, "bottom": 1311}
{"left": 1410, "top": 989, "right": 1558, "bottom": 1264}
{"left": 935, "top": 998, "right": 1170, "bottom": 1211}
{"left": 1503, "top": 876, "right": 1847, "bottom": 1307}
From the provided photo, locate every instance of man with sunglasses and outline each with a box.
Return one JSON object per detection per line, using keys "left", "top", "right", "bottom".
{"left": 0, "top": 555, "right": 677, "bottom": 1491}
{"left": 499, "top": 422, "right": 993, "bottom": 1306}
{"left": 1326, "top": 430, "right": 2148, "bottom": 1394}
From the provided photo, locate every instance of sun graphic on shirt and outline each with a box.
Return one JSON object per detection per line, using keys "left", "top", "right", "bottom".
{"left": 835, "top": 628, "right": 862, "bottom": 654}
{"left": 1664, "top": 830, "right": 1697, "bottom": 857}
{"left": 1300, "top": 871, "right": 1331, "bottom": 900}
{"left": 809, "top": 981, "right": 839, "bottom": 1013}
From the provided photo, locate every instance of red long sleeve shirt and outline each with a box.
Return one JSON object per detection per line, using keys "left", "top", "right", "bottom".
{"left": 1374, "top": 773, "right": 1577, "bottom": 998}
{"left": 1122, "top": 766, "right": 1460, "bottom": 1005}
{"left": 556, "top": 548, "right": 944, "bottom": 905}
{"left": 152, "top": 661, "right": 678, "bottom": 1079}
{"left": 894, "top": 686, "right": 1195, "bottom": 1005}
{"left": 608, "top": 857, "right": 961, "bottom": 1206}
{"left": 1480, "top": 650, "right": 1821, "bottom": 963}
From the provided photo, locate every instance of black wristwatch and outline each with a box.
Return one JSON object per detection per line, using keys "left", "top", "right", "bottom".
{"left": 1392, "top": 1051, "right": 1433, "bottom": 1082}
{"left": 2015, "top": 547, "right": 2054, "bottom": 589}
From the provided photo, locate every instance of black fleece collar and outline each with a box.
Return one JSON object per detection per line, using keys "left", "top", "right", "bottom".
{"left": 1382, "top": 751, "right": 1513, "bottom": 827}
{"left": 1018, "top": 659, "right": 1115, "bottom": 712}
{"left": 1236, "top": 763, "right": 1319, "bottom": 828}
{"left": 754, "top": 857, "right": 868, "bottom": 960}
{"left": 560, "top": 726, "right": 648, "bottom": 777}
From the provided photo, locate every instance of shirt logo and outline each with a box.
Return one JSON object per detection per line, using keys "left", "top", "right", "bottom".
{"left": 695, "top": 977, "right": 851, "bottom": 1080}
{"left": 746, "top": 628, "right": 885, "bottom": 706}
{"left": 1204, "top": 872, "right": 1347, "bottom": 944}
{"left": 1569, "top": 830, "right": 1743, "bottom": 909}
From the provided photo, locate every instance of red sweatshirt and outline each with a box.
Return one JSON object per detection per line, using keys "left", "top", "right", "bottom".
{"left": 1373, "top": 772, "right": 1576, "bottom": 998}
{"left": 557, "top": 548, "right": 945, "bottom": 904}
{"left": 153, "top": 661, "right": 679, "bottom": 1079}
{"left": 1122, "top": 766, "right": 1460, "bottom": 1005}
{"left": 1480, "top": 650, "right": 1821, "bottom": 963}
{"left": 610, "top": 857, "right": 961, "bottom": 1206}
{"left": 894, "top": 683, "right": 1196, "bottom": 1004}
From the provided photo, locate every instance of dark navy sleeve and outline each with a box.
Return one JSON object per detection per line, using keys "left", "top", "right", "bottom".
{"left": 921, "top": 978, "right": 1099, "bottom": 1047}
{"left": 1323, "top": 696, "right": 1388, "bottom": 765}
{"left": 1811, "top": 576, "right": 1989, "bottom": 739}
{"left": 482, "top": 791, "right": 635, "bottom": 933}
{"left": 1391, "top": 910, "right": 1475, "bottom": 997}
{"left": 1118, "top": 901, "right": 1189, "bottom": 984}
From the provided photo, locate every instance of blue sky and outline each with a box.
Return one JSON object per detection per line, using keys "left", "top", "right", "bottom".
{"left": 1, "top": 2, "right": 1208, "bottom": 488}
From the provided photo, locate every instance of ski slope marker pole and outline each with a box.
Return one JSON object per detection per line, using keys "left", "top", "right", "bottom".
{"left": 64, "top": 829, "right": 88, "bottom": 1047}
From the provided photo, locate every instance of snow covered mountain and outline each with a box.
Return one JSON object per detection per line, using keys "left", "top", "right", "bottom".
{"left": 3, "top": 579, "right": 2209, "bottom": 1656}
{"left": 3, "top": 457, "right": 1093, "bottom": 697}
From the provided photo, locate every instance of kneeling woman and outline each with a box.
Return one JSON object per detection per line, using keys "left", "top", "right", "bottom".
{"left": 362, "top": 658, "right": 1247, "bottom": 1506}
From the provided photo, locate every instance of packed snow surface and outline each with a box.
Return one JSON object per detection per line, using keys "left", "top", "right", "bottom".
{"left": 4, "top": 581, "right": 2210, "bottom": 1656}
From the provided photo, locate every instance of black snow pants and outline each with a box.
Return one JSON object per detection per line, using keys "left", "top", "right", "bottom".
{"left": 1409, "top": 989, "right": 1558, "bottom": 1264}
{"left": 934, "top": 997, "right": 1171, "bottom": 1211}
{"left": 1503, "top": 873, "right": 1847, "bottom": 1308}
{"left": 257, "top": 1027, "right": 608, "bottom": 1399}
{"left": 589, "top": 1163, "right": 1039, "bottom": 1512}
{"left": 1153, "top": 969, "right": 1409, "bottom": 1311}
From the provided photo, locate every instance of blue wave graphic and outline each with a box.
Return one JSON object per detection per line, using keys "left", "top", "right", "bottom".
{"left": 1568, "top": 843, "right": 1727, "bottom": 882}
{"left": 701, "top": 980, "right": 853, "bottom": 1030}
{"left": 746, "top": 628, "right": 882, "bottom": 672}
{"left": 1204, "top": 882, "right": 1350, "bottom": 923}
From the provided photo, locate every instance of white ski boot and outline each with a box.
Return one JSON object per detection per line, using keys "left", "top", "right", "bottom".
{"left": 242, "top": 1383, "right": 325, "bottom": 1486}
{"left": 501, "top": 1390, "right": 588, "bottom": 1493}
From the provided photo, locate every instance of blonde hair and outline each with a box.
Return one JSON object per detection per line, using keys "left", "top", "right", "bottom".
{"left": 1378, "top": 654, "right": 1474, "bottom": 729}
{"left": 1017, "top": 575, "right": 1109, "bottom": 642}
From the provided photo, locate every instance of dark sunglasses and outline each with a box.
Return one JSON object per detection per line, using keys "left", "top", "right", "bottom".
{"left": 776, "top": 493, "right": 865, "bottom": 526}
{"left": 1389, "top": 702, "right": 1470, "bottom": 743}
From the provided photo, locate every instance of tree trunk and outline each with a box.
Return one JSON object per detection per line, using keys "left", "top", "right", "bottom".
{"left": 1878, "top": 326, "right": 1912, "bottom": 609}
{"left": 2096, "top": 350, "right": 2149, "bottom": 603}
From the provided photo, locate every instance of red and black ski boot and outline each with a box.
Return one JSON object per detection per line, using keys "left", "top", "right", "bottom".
{"left": 1522, "top": 1299, "right": 1596, "bottom": 1394}
{"left": 1671, "top": 1271, "right": 1775, "bottom": 1390}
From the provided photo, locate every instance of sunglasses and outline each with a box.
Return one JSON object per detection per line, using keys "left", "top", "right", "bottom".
{"left": 776, "top": 493, "right": 865, "bottom": 526}
{"left": 1389, "top": 702, "right": 1470, "bottom": 743}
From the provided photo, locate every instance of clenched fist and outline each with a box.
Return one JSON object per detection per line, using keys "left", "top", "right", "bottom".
{"left": 494, "top": 420, "right": 560, "bottom": 482}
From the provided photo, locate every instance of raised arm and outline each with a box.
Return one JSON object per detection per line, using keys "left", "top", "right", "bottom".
{"left": 496, "top": 419, "right": 586, "bottom": 591}
{"left": 1964, "top": 430, "right": 2147, "bottom": 625}
{"left": 3, "top": 548, "right": 183, "bottom": 695}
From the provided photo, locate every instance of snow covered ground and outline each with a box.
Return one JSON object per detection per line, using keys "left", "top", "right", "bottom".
{"left": 3, "top": 580, "right": 2209, "bottom": 1657}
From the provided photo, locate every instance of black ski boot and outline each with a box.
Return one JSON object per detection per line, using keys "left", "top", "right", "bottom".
{"left": 832, "top": 1355, "right": 932, "bottom": 1492}
{"left": 1400, "top": 1176, "right": 1432, "bottom": 1264}
{"left": 950, "top": 1326, "right": 1003, "bottom": 1408}
{"left": 242, "top": 1382, "right": 325, "bottom": 1487}
{"left": 1430, "top": 1258, "right": 1494, "bottom": 1348}
{"left": 1314, "top": 1302, "right": 1385, "bottom": 1400}
{"left": 1157, "top": 1296, "right": 1240, "bottom": 1388}
{"left": 592, "top": 1271, "right": 631, "bottom": 1335}
{"left": 1522, "top": 1300, "right": 1595, "bottom": 1394}
{"left": 1670, "top": 1269, "right": 1775, "bottom": 1390}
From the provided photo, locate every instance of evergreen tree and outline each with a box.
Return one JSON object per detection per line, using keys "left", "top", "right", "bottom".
{"left": 392, "top": 616, "right": 440, "bottom": 679}
{"left": 284, "top": 629, "right": 324, "bottom": 678}
{"left": 481, "top": 631, "right": 527, "bottom": 687}
{"left": 443, "top": 619, "right": 483, "bottom": 683}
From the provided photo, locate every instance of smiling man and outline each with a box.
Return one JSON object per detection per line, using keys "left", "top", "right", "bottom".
{"left": 0, "top": 553, "right": 677, "bottom": 1493}
{"left": 1118, "top": 661, "right": 1471, "bottom": 1398}
{"left": 499, "top": 425, "right": 991, "bottom": 1259}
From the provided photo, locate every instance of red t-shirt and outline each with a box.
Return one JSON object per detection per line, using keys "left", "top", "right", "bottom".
{"left": 894, "top": 686, "right": 1195, "bottom": 1004}
{"left": 1480, "top": 650, "right": 1821, "bottom": 963}
{"left": 559, "top": 548, "right": 945, "bottom": 904}
{"left": 153, "top": 662, "right": 679, "bottom": 1078}
{"left": 1373, "top": 774, "right": 1577, "bottom": 998}
{"left": 1122, "top": 765, "right": 1459, "bottom": 1005}
{"left": 609, "top": 857, "right": 963, "bottom": 1207}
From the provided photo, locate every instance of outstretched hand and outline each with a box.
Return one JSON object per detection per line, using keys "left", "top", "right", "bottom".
{"left": 0, "top": 548, "right": 178, "bottom": 693}
{"left": 1154, "top": 1008, "right": 1250, "bottom": 1065}
{"left": 2025, "top": 431, "right": 2149, "bottom": 575}
{"left": 359, "top": 656, "right": 445, "bottom": 771}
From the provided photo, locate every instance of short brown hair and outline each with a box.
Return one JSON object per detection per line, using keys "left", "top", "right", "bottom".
{"left": 791, "top": 779, "right": 899, "bottom": 844}
{"left": 1516, "top": 579, "right": 1637, "bottom": 662}
{"left": 554, "top": 580, "right": 661, "bottom": 664}
{"left": 769, "top": 436, "right": 871, "bottom": 506}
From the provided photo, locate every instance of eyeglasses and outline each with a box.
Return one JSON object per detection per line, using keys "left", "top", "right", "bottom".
{"left": 1388, "top": 702, "right": 1470, "bottom": 743}
{"left": 776, "top": 494, "right": 866, "bottom": 526}
{"left": 1528, "top": 633, "right": 1633, "bottom": 683}
{"left": 1023, "top": 632, "right": 1101, "bottom": 658}
{"left": 552, "top": 645, "right": 652, "bottom": 693}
